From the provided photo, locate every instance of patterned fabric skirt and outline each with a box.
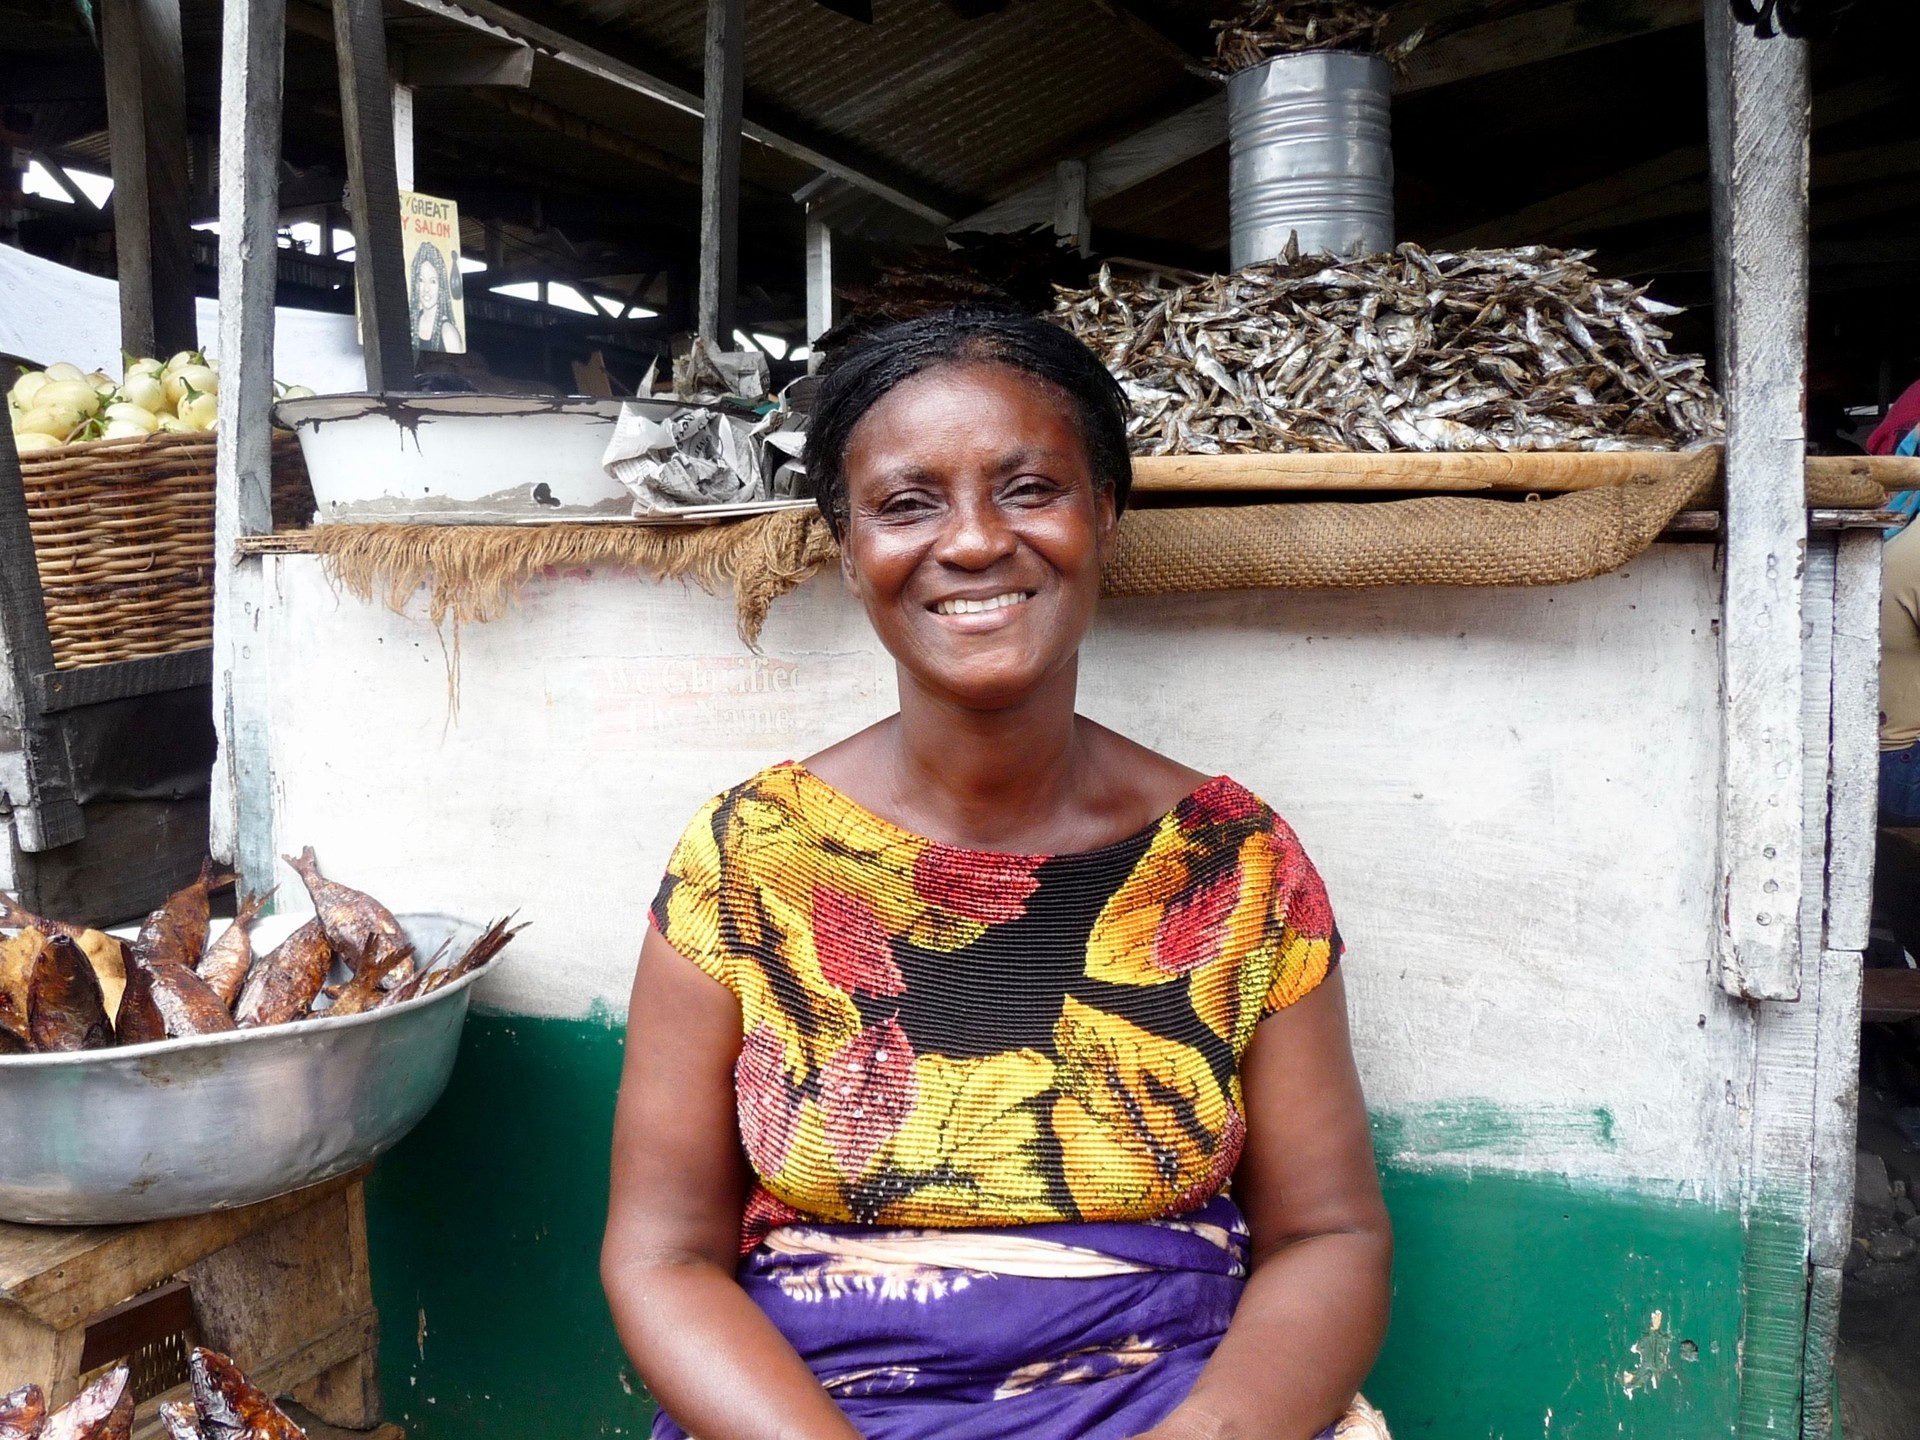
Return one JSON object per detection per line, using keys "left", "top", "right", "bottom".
{"left": 650, "top": 1196, "right": 1389, "bottom": 1440}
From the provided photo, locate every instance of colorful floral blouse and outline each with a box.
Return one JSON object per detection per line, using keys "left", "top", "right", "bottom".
{"left": 651, "top": 762, "right": 1340, "bottom": 1241}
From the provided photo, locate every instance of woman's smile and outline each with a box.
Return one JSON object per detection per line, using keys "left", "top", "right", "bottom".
{"left": 931, "top": 589, "right": 1033, "bottom": 622}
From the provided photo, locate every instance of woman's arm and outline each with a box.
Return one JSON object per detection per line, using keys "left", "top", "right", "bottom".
{"left": 1140, "top": 968, "right": 1393, "bottom": 1440}
{"left": 601, "top": 928, "right": 862, "bottom": 1440}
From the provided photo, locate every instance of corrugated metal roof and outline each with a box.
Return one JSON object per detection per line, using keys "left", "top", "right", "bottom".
{"left": 554, "top": 0, "right": 1214, "bottom": 205}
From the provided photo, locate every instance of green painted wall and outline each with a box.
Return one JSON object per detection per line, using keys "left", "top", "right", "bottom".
{"left": 366, "top": 1016, "right": 1745, "bottom": 1439}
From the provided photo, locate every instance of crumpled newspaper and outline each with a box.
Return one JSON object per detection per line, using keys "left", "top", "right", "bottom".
{"left": 602, "top": 401, "right": 808, "bottom": 515}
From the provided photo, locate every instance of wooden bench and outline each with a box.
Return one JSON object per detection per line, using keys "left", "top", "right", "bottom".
{"left": 0, "top": 1169, "right": 398, "bottom": 1439}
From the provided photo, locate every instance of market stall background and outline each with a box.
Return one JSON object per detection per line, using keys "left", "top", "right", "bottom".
{"left": 0, "top": 0, "right": 1916, "bottom": 1438}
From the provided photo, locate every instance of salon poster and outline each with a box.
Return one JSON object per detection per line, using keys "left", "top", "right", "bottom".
{"left": 400, "top": 190, "right": 466, "bottom": 354}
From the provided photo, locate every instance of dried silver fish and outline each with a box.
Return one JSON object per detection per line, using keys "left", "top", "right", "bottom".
{"left": 1212, "top": 0, "right": 1421, "bottom": 73}
{"left": 1052, "top": 241, "right": 1724, "bottom": 455}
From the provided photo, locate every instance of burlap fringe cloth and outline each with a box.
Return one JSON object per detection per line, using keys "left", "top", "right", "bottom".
{"left": 309, "top": 448, "right": 1879, "bottom": 648}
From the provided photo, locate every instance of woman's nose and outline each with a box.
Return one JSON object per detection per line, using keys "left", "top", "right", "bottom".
{"left": 934, "top": 490, "right": 1018, "bottom": 569}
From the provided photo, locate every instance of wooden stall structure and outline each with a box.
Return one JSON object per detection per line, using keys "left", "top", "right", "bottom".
{"left": 195, "top": 1, "right": 1903, "bottom": 1437}
{"left": 0, "top": 1171, "right": 389, "bottom": 1439}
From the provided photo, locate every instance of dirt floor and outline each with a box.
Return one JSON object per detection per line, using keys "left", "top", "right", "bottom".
{"left": 1841, "top": 1035, "right": 1920, "bottom": 1439}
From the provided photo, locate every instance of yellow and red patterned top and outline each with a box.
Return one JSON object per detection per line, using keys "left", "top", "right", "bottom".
{"left": 651, "top": 762, "right": 1340, "bottom": 1242}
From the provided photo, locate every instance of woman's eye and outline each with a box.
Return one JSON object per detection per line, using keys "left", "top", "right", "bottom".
{"left": 1004, "top": 477, "right": 1060, "bottom": 503}
{"left": 878, "top": 492, "right": 935, "bottom": 516}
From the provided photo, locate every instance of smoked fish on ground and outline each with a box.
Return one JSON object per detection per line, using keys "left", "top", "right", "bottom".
{"left": 40, "top": 1369, "right": 131, "bottom": 1440}
{"left": 0, "top": 1383, "right": 46, "bottom": 1440}
{"left": 189, "top": 1350, "right": 306, "bottom": 1440}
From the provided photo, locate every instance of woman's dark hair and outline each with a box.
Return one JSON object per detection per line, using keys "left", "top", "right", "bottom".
{"left": 804, "top": 307, "right": 1132, "bottom": 539}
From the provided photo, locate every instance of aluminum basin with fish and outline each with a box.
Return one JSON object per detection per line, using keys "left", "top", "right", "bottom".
{"left": 0, "top": 912, "right": 495, "bottom": 1225}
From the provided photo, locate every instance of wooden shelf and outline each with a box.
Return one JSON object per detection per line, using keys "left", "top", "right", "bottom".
{"left": 1129, "top": 451, "right": 1919, "bottom": 494}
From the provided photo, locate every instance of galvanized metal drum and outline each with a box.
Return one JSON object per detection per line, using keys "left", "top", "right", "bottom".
{"left": 1228, "top": 50, "right": 1394, "bottom": 267}
{"left": 0, "top": 913, "right": 493, "bottom": 1225}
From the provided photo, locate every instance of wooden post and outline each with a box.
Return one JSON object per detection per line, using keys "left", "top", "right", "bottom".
{"left": 100, "top": 0, "right": 197, "bottom": 360}
{"left": 333, "top": 0, "right": 413, "bottom": 390}
{"left": 805, "top": 215, "right": 832, "bottom": 350}
{"left": 1053, "top": 158, "right": 1090, "bottom": 255}
{"left": 697, "top": 0, "right": 744, "bottom": 344}
{"left": 1708, "top": 1, "right": 1810, "bottom": 1004}
{"left": 0, "top": 430, "right": 84, "bottom": 855}
{"left": 391, "top": 81, "right": 416, "bottom": 193}
{"left": 209, "top": 0, "right": 284, "bottom": 896}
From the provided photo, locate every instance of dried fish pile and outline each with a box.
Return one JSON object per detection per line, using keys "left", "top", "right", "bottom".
{"left": 1212, "top": 0, "right": 1414, "bottom": 71}
{"left": 0, "top": 851, "right": 521, "bottom": 1055}
{"left": 1053, "top": 242, "right": 1724, "bottom": 454}
{"left": 2, "top": 1348, "right": 307, "bottom": 1440}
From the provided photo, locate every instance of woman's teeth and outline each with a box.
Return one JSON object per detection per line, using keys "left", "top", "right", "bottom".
{"left": 935, "top": 592, "right": 1029, "bottom": 616}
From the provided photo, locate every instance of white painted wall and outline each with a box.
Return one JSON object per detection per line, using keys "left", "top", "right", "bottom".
{"left": 259, "top": 547, "right": 1750, "bottom": 1196}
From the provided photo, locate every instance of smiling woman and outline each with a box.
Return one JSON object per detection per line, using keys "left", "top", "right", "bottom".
{"left": 601, "top": 310, "right": 1394, "bottom": 1440}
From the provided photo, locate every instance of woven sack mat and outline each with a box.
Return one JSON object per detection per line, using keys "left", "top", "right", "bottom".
{"left": 309, "top": 446, "right": 1870, "bottom": 646}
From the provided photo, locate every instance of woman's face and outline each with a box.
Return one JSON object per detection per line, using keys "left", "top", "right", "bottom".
{"left": 838, "top": 361, "right": 1116, "bottom": 711}
{"left": 416, "top": 264, "right": 441, "bottom": 312}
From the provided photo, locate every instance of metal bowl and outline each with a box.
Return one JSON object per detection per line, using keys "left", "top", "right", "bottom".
{"left": 0, "top": 912, "right": 496, "bottom": 1225}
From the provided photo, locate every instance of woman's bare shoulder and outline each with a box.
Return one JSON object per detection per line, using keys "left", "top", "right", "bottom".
{"left": 1077, "top": 719, "right": 1214, "bottom": 815}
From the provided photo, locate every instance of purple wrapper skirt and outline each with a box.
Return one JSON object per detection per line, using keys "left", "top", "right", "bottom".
{"left": 649, "top": 1196, "right": 1380, "bottom": 1440}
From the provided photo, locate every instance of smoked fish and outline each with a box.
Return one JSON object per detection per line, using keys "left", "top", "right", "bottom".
{"left": 40, "top": 1369, "right": 131, "bottom": 1440}
{"left": 285, "top": 848, "right": 410, "bottom": 985}
{"left": 234, "top": 919, "right": 332, "bottom": 1028}
{"left": 321, "top": 945, "right": 412, "bottom": 1017}
{"left": 157, "top": 1402, "right": 205, "bottom": 1440}
{"left": 198, "top": 890, "right": 272, "bottom": 1008}
{"left": 133, "top": 861, "right": 219, "bottom": 972}
{"left": 0, "top": 1383, "right": 45, "bottom": 1440}
{"left": 189, "top": 1349, "right": 306, "bottom": 1440}
{"left": 27, "top": 935, "right": 112, "bottom": 1052}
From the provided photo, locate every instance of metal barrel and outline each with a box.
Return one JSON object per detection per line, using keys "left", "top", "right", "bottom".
{"left": 1228, "top": 50, "right": 1394, "bottom": 268}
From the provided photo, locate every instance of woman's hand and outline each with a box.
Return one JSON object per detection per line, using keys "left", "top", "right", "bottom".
{"left": 1144, "top": 968, "right": 1392, "bottom": 1440}
{"left": 601, "top": 928, "right": 862, "bottom": 1440}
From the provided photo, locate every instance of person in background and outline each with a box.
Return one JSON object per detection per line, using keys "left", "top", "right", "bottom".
{"left": 1883, "top": 521, "right": 1920, "bottom": 826}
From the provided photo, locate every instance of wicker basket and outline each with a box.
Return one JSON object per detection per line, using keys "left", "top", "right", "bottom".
{"left": 17, "top": 430, "right": 314, "bottom": 671}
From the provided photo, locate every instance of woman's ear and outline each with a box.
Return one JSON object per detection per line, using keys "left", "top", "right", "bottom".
{"left": 1095, "top": 484, "right": 1120, "bottom": 559}
{"left": 838, "top": 531, "right": 861, "bottom": 595}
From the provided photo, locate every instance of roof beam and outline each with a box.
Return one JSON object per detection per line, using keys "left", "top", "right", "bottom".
{"left": 956, "top": 0, "right": 1699, "bottom": 234}
{"left": 391, "top": 0, "right": 958, "bottom": 226}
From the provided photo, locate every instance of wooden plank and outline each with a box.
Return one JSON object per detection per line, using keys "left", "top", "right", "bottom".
{"left": 696, "top": 0, "right": 744, "bottom": 345}
{"left": 1053, "top": 159, "right": 1090, "bottom": 255}
{"left": 804, "top": 216, "right": 833, "bottom": 345}
{"left": 391, "top": 81, "right": 415, "bottom": 193}
{"left": 333, "top": 0, "right": 413, "bottom": 391}
{"left": 1709, "top": 1, "right": 1810, "bottom": 1005}
{"left": 0, "top": 1169, "right": 365, "bottom": 1331}
{"left": 392, "top": 0, "right": 953, "bottom": 227}
{"left": 1129, "top": 451, "right": 1916, "bottom": 494}
{"left": 1802, "top": 942, "right": 1863, "bottom": 1440}
{"left": 1800, "top": 1263, "right": 1846, "bottom": 1440}
{"left": 1827, "top": 530, "right": 1880, "bottom": 952}
{"left": 1798, "top": 538, "right": 1834, "bottom": 965}
{"left": 1861, "top": 968, "right": 1920, "bottom": 1023}
{"left": 100, "top": 0, "right": 196, "bottom": 360}
{"left": 0, "top": 429, "right": 84, "bottom": 852}
{"left": 33, "top": 649, "right": 212, "bottom": 713}
{"left": 209, "top": 0, "right": 284, "bottom": 897}
{"left": 400, "top": 37, "right": 534, "bottom": 88}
